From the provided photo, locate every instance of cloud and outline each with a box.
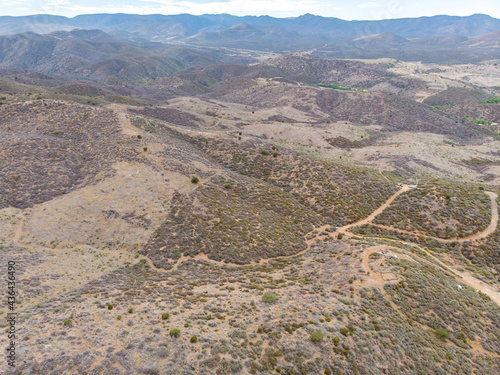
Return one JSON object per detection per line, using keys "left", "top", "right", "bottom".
{"left": 357, "top": 2, "right": 382, "bottom": 7}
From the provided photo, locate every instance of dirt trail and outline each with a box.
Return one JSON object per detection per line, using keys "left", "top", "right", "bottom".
{"left": 365, "top": 191, "right": 498, "bottom": 243}
{"left": 415, "top": 73, "right": 448, "bottom": 103}
{"left": 363, "top": 241, "right": 500, "bottom": 307}
{"left": 13, "top": 213, "right": 25, "bottom": 244}
{"left": 340, "top": 185, "right": 410, "bottom": 233}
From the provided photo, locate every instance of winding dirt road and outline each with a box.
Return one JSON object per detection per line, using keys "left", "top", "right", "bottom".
{"left": 9, "top": 182, "right": 500, "bottom": 305}
{"left": 362, "top": 242, "right": 500, "bottom": 307}
{"left": 366, "top": 191, "right": 498, "bottom": 243}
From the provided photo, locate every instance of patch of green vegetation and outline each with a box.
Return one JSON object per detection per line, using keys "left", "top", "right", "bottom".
{"left": 462, "top": 117, "right": 492, "bottom": 125}
{"left": 317, "top": 84, "right": 366, "bottom": 92}
{"left": 310, "top": 331, "right": 324, "bottom": 342}
{"left": 481, "top": 97, "right": 500, "bottom": 104}
{"left": 169, "top": 328, "right": 181, "bottom": 338}
{"left": 434, "top": 328, "right": 450, "bottom": 340}
{"left": 262, "top": 293, "right": 280, "bottom": 303}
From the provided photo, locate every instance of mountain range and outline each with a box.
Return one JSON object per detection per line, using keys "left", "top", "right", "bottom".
{"left": 1, "top": 13, "right": 499, "bottom": 63}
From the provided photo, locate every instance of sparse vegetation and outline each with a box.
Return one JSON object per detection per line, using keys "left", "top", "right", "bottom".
{"left": 310, "top": 331, "right": 324, "bottom": 342}
{"left": 262, "top": 292, "right": 280, "bottom": 303}
{"left": 169, "top": 329, "right": 181, "bottom": 338}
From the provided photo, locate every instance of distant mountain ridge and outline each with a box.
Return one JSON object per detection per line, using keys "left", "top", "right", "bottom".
{"left": 1, "top": 13, "right": 500, "bottom": 64}
{"left": 1, "top": 13, "right": 499, "bottom": 42}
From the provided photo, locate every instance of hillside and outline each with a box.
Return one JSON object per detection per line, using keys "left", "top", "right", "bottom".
{"left": 0, "top": 30, "right": 230, "bottom": 84}
{"left": 2, "top": 21, "right": 500, "bottom": 375}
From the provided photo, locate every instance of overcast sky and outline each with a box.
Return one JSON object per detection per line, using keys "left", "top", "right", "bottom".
{"left": 1, "top": 0, "right": 499, "bottom": 20}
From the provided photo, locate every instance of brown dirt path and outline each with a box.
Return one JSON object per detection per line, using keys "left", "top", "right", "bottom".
{"left": 362, "top": 241, "right": 500, "bottom": 307}
{"left": 340, "top": 185, "right": 410, "bottom": 233}
{"left": 366, "top": 191, "right": 498, "bottom": 242}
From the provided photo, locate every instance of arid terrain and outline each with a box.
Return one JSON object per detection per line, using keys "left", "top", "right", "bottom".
{"left": 1, "top": 13, "right": 500, "bottom": 375}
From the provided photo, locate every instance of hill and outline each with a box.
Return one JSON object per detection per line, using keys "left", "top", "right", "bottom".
{"left": 0, "top": 30, "right": 228, "bottom": 84}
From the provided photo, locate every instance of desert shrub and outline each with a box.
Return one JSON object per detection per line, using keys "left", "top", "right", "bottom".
{"left": 143, "top": 147, "right": 148, "bottom": 152}
{"left": 311, "top": 331, "right": 324, "bottom": 342}
{"left": 332, "top": 336, "right": 340, "bottom": 346}
{"left": 190, "top": 336, "right": 198, "bottom": 343}
{"left": 63, "top": 319, "right": 72, "bottom": 326}
{"left": 170, "top": 329, "right": 181, "bottom": 338}
{"left": 162, "top": 313, "right": 170, "bottom": 320}
{"left": 435, "top": 328, "right": 450, "bottom": 340}
{"left": 260, "top": 149, "right": 270, "bottom": 155}
{"left": 108, "top": 304, "right": 113, "bottom": 310}
{"left": 128, "top": 308, "right": 133, "bottom": 314}
{"left": 224, "top": 183, "right": 232, "bottom": 189}
{"left": 337, "top": 233, "right": 343, "bottom": 239}
{"left": 262, "top": 292, "right": 280, "bottom": 303}
{"left": 191, "top": 177, "right": 199, "bottom": 184}
{"left": 117, "top": 315, "right": 122, "bottom": 320}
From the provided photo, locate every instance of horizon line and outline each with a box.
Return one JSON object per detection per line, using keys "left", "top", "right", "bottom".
{"left": 0, "top": 12, "right": 495, "bottom": 23}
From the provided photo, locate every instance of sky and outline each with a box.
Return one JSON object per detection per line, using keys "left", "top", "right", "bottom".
{"left": 1, "top": 0, "right": 499, "bottom": 20}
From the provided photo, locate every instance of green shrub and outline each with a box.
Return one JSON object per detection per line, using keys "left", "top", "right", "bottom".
{"left": 117, "top": 315, "right": 122, "bottom": 320}
{"left": 128, "top": 308, "right": 133, "bottom": 314}
{"left": 184, "top": 323, "right": 189, "bottom": 328}
{"left": 170, "top": 329, "right": 181, "bottom": 338}
{"left": 273, "top": 152, "right": 278, "bottom": 158}
{"left": 108, "top": 304, "right": 113, "bottom": 310}
{"left": 311, "top": 331, "right": 324, "bottom": 342}
{"left": 262, "top": 292, "right": 280, "bottom": 303}
{"left": 162, "top": 313, "right": 170, "bottom": 320}
{"left": 143, "top": 147, "right": 148, "bottom": 152}
{"left": 137, "top": 135, "right": 142, "bottom": 139}
{"left": 63, "top": 319, "right": 72, "bottom": 326}
{"left": 332, "top": 336, "right": 340, "bottom": 346}
{"left": 191, "top": 177, "right": 199, "bottom": 184}
{"left": 190, "top": 335, "right": 198, "bottom": 343}
{"left": 260, "top": 149, "right": 270, "bottom": 155}
{"left": 337, "top": 233, "right": 343, "bottom": 239}
{"left": 224, "top": 183, "right": 232, "bottom": 189}
{"left": 435, "top": 328, "right": 450, "bottom": 340}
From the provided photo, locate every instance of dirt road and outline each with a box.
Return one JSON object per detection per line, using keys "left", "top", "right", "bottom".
{"left": 366, "top": 191, "right": 498, "bottom": 242}
{"left": 363, "top": 243, "right": 500, "bottom": 307}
